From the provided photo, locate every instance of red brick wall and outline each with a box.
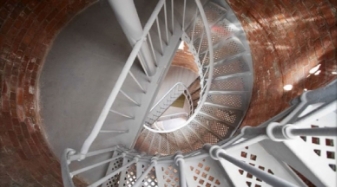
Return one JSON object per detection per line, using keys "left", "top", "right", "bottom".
{"left": 226, "top": 0, "right": 337, "bottom": 127}
{"left": 0, "top": 0, "right": 96, "bottom": 186}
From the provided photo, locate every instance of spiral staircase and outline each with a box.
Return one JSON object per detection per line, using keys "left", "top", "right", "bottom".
{"left": 55, "top": 0, "right": 337, "bottom": 186}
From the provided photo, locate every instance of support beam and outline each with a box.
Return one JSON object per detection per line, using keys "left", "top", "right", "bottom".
{"left": 175, "top": 153, "right": 187, "bottom": 187}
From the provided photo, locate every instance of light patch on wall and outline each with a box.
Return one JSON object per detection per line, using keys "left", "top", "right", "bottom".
{"left": 314, "top": 70, "right": 321, "bottom": 76}
{"left": 283, "top": 84, "right": 293, "bottom": 91}
{"left": 309, "top": 64, "right": 321, "bottom": 74}
{"left": 332, "top": 71, "right": 337, "bottom": 75}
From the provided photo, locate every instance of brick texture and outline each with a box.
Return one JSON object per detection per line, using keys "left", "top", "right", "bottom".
{"left": 0, "top": 0, "right": 336, "bottom": 186}
{"left": 0, "top": 0, "right": 97, "bottom": 186}
{"left": 225, "top": 0, "right": 337, "bottom": 127}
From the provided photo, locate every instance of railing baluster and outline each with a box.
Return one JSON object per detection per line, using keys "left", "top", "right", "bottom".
{"left": 99, "top": 130, "right": 129, "bottom": 134}
{"left": 88, "top": 155, "right": 141, "bottom": 187}
{"left": 171, "top": 0, "right": 174, "bottom": 32}
{"left": 175, "top": 154, "right": 187, "bottom": 187}
{"left": 164, "top": 0, "right": 169, "bottom": 43}
{"left": 147, "top": 33, "right": 157, "bottom": 65}
{"left": 191, "top": 10, "right": 198, "bottom": 42}
{"left": 120, "top": 90, "right": 140, "bottom": 106}
{"left": 133, "top": 158, "right": 158, "bottom": 186}
{"left": 70, "top": 155, "right": 124, "bottom": 176}
{"left": 110, "top": 109, "right": 133, "bottom": 119}
{"left": 182, "top": 0, "right": 186, "bottom": 31}
{"left": 128, "top": 71, "right": 146, "bottom": 93}
{"left": 201, "top": 50, "right": 208, "bottom": 67}
{"left": 197, "top": 31, "right": 204, "bottom": 54}
{"left": 156, "top": 17, "right": 164, "bottom": 54}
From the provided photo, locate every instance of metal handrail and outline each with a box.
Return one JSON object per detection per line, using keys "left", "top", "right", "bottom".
{"left": 79, "top": 0, "right": 170, "bottom": 157}
{"left": 142, "top": 0, "right": 214, "bottom": 133}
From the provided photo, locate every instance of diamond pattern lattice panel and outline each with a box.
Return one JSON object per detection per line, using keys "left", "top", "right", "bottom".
{"left": 184, "top": 156, "right": 230, "bottom": 187}
{"left": 155, "top": 164, "right": 180, "bottom": 187}
{"left": 299, "top": 111, "right": 337, "bottom": 172}
{"left": 221, "top": 143, "right": 306, "bottom": 187}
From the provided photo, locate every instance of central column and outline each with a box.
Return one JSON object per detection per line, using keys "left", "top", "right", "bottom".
{"left": 107, "top": 0, "right": 156, "bottom": 76}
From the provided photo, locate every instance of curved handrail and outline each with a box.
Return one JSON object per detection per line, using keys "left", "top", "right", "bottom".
{"left": 143, "top": 0, "right": 214, "bottom": 133}
{"left": 79, "top": 0, "right": 169, "bottom": 157}
{"left": 144, "top": 82, "right": 194, "bottom": 132}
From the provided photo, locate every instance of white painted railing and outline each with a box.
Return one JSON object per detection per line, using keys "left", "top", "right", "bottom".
{"left": 144, "top": 82, "right": 194, "bottom": 132}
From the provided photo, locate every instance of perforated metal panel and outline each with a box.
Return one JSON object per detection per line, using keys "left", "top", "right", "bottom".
{"left": 149, "top": 133, "right": 160, "bottom": 155}
{"left": 173, "top": 130, "right": 193, "bottom": 153}
{"left": 140, "top": 131, "right": 155, "bottom": 153}
{"left": 193, "top": 19, "right": 234, "bottom": 53}
{"left": 158, "top": 134, "right": 170, "bottom": 155}
{"left": 203, "top": 2, "right": 227, "bottom": 25}
{"left": 200, "top": 105, "right": 238, "bottom": 124}
{"left": 135, "top": 129, "right": 149, "bottom": 150}
{"left": 196, "top": 115, "right": 231, "bottom": 138}
{"left": 210, "top": 77, "right": 245, "bottom": 91}
{"left": 203, "top": 37, "right": 245, "bottom": 65}
{"left": 166, "top": 133, "right": 179, "bottom": 154}
{"left": 213, "top": 58, "right": 247, "bottom": 77}
{"left": 206, "top": 94, "right": 243, "bottom": 108}
{"left": 181, "top": 127, "right": 203, "bottom": 150}
{"left": 104, "top": 151, "right": 123, "bottom": 187}
{"left": 118, "top": 161, "right": 137, "bottom": 187}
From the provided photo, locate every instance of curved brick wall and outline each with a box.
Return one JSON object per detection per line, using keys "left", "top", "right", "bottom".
{"left": 0, "top": 0, "right": 336, "bottom": 186}
{"left": 0, "top": 0, "right": 96, "bottom": 186}
{"left": 228, "top": 0, "right": 337, "bottom": 127}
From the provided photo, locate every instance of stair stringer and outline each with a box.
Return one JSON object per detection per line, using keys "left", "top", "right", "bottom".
{"left": 219, "top": 143, "right": 307, "bottom": 187}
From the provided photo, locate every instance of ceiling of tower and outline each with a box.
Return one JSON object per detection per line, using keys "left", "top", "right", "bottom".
{"left": 0, "top": 0, "right": 336, "bottom": 186}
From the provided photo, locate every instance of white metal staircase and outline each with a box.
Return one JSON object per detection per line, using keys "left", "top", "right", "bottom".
{"left": 60, "top": 0, "right": 337, "bottom": 186}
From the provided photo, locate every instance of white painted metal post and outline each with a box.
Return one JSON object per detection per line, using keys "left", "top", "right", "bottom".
{"left": 107, "top": 0, "right": 156, "bottom": 76}
{"left": 175, "top": 153, "right": 187, "bottom": 187}
{"left": 204, "top": 145, "right": 298, "bottom": 187}
{"left": 133, "top": 157, "right": 158, "bottom": 186}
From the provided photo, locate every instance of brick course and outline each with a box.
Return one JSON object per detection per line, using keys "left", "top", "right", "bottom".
{"left": 0, "top": 0, "right": 97, "bottom": 186}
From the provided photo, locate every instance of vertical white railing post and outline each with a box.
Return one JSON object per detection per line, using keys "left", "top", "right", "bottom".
{"left": 133, "top": 157, "right": 158, "bottom": 186}
{"left": 204, "top": 144, "right": 298, "bottom": 187}
{"left": 107, "top": 0, "right": 156, "bottom": 76}
{"left": 175, "top": 153, "right": 187, "bottom": 187}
